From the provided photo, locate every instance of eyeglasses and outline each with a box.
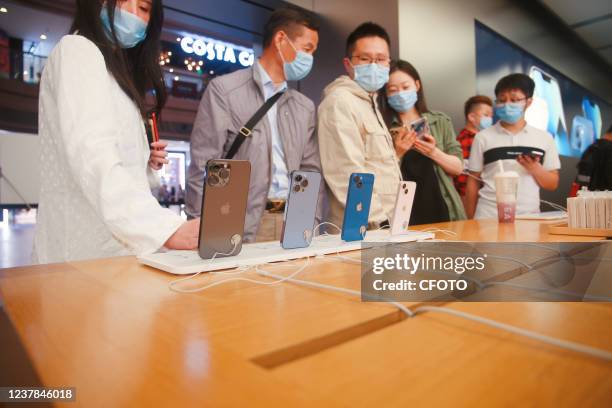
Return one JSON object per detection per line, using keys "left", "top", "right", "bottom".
{"left": 495, "top": 97, "right": 527, "bottom": 106}
{"left": 350, "top": 55, "right": 391, "bottom": 66}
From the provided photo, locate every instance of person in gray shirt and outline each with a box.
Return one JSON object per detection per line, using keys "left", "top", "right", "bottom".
{"left": 186, "top": 7, "right": 324, "bottom": 242}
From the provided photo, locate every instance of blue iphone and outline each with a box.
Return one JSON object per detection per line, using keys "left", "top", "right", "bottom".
{"left": 341, "top": 173, "right": 375, "bottom": 242}
{"left": 280, "top": 171, "right": 321, "bottom": 249}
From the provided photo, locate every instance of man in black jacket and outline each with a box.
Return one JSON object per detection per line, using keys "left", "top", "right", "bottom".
{"left": 576, "top": 125, "right": 612, "bottom": 191}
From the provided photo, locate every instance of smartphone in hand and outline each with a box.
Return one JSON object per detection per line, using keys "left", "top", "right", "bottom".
{"left": 410, "top": 117, "right": 430, "bottom": 140}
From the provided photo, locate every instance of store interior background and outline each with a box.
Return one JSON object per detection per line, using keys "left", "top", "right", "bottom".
{"left": 0, "top": 0, "right": 611, "bottom": 267}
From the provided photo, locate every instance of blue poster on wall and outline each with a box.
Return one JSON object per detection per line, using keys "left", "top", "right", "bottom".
{"left": 475, "top": 21, "right": 611, "bottom": 158}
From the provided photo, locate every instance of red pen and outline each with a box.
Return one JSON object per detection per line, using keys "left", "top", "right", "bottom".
{"left": 151, "top": 112, "right": 160, "bottom": 144}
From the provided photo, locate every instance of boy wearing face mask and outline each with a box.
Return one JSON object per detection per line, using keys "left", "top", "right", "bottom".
{"left": 318, "top": 22, "right": 402, "bottom": 229}
{"left": 466, "top": 74, "right": 561, "bottom": 219}
{"left": 186, "top": 8, "right": 323, "bottom": 242}
{"left": 454, "top": 95, "right": 493, "bottom": 205}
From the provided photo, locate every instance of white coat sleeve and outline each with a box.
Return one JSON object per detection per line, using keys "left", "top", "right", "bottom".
{"left": 50, "top": 36, "right": 184, "bottom": 255}
{"left": 147, "top": 167, "right": 161, "bottom": 190}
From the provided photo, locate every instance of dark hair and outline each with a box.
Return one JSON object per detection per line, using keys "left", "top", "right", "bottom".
{"left": 607, "top": 124, "right": 612, "bottom": 134}
{"left": 494, "top": 73, "right": 535, "bottom": 98}
{"left": 69, "top": 0, "right": 166, "bottom": 117}
{"left": 346, "top": 22, "right": 390, "bottom": 57}
{"left": 262, "top": 7, "right": 319, "bottom": 49}
{"left": 464, "top": 95, "right": 493, "bottom": 118}
{"left": 379, "top": 60, "right": 429, "bottom": 128}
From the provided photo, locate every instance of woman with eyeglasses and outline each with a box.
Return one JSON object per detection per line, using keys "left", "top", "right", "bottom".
{"left": 34, "top": 0, "right": 200, "bottom": 263}
{"left": 380, "top": 59, "right": 466, "bottom": 225}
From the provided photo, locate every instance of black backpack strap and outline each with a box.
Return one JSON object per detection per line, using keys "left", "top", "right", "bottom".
{"left": 224, "top": 91, "right": 285, "bottom": 160}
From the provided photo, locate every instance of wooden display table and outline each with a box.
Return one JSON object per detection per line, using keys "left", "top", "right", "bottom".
{"left": 1, "top": 220, "right": 610, "bottom": 407}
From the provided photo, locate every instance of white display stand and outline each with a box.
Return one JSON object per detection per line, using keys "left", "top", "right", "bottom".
{"left": 515, "top": 211, "right": 567, "bottom": 220}
{"left": 138, "top": 230, "right": 434, "bottom": 275}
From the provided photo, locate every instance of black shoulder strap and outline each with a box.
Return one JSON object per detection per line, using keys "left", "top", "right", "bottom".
{"left": 224, "top": 91, "right": 285, "bottom": 160}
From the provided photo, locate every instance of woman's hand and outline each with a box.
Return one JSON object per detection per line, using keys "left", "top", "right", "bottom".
{"left": 149, "top": 141, "right": 169, "bottom": 170}
{"left": 413, "top": 134, "right": 438, "bottom": 158}
{"left": 416, "top": 134, "right": 463, "bottom": 176}
{"left": 165, "top": 218, "right": 200, "bottom": 250}
{"left": 393, "top": 127, "right": 417, "bottom": 158}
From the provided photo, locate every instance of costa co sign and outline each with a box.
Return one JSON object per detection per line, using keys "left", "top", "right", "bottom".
{"left": 180, "top": 35, "right": 255, "bottom": 67}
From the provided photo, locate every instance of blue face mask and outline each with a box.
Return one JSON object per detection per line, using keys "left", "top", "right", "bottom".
{"left": 100, "top": 7, "right": 148, "bottom": 49}
{"left": 352, "top": 63, "right": 389, "bottom": 93}
{"left": 387, "top": 90, "right": 418, "bottom": 113}
{"left": 479, "top": 116, "right": 493, "bottom": 130}
{"left": 280, "top": 36, "right": 313, "bottom": 81}
{"left": 494, "top": 102, "right": 525, "bottom": 125}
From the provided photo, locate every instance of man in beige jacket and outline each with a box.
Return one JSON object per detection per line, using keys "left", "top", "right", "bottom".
{"left": 318, "top": 22, "right": 402, "bottom": 229}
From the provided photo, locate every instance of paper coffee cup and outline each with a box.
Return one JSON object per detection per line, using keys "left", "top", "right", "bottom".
{"left": 494, "top": 171, "right": 519, "bottom": 223}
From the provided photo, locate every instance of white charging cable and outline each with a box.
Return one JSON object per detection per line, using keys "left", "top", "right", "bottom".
{"left": 404, "top": 244, "right": 535, "bottom": 271}
{"left": 314, "top": 222, "right": 395, "bottom": 265}
{"left": 256, "top": 241, "right": 612, "bottom": 362}
{"left": 174, "top": 256, "right": 312, "bottom": 294}
{"left": 481, "top": 280, "right": 612, "bottom": 302}
{"left": 256, "top": 268, "right": 413, "bottom": 317}
{"left": 169, "top": 235, "right": 243, "bottom": 293}
{"left": 260, "top": 266, "right": 612, "bottom": 362}
{"left": 313, "top": 222, "right": 342, "bottom": 237}
{"left": 420, "top": 262, "right": 612, "bottom": 301}
{"left": 411, "top": 305, "right": 612, "bottom": 361}
{"left": 540, "top": 199, "right": 567, "bottom": 212}
{"left": 415, "top": 228, "right": 458, "bottom": 238}
{"left": 167, "top": 227, "right": 612, "bottom": 361}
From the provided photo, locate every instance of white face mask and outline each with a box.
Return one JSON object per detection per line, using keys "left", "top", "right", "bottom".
{"left": 278, "top": 34, "right": 314, "bottom": 81}
{"left": 100, "top": 7, "right": 148, "bottom": 48}
{"left": 352, "top": 62, "right": 390, "bottom": 92}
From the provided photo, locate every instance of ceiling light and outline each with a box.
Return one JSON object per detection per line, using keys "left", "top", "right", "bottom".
{"left": 0, "top": 7, "right": 8, "bottom": 13}
{"left": 169, "top": 68, "right": 174, "bottom": 73}
{"left": 40, "top": 34, "right": 47, "bottom": 40}
{"left": 176, "top": 37, "right": 181, "bottom": 42}
{"left": 174, "top": 76, "right": 179, "bottom": 81}
{"left": 167, "top": 52, "right": 172, "bottom": 56}
{"left": 209, "top": 70, "right": 214, "bottom": 75}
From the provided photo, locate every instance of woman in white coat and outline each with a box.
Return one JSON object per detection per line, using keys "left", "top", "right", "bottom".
{"left": 34, "top": 0, "right": 200, "bottom": 263}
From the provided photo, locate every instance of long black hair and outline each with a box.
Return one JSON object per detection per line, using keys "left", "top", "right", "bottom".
{"left": 69, "top": 0, "right": 166, "bottom": 117}
{"left": 380, "top": 59, "right": 429, "bottom": 128}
